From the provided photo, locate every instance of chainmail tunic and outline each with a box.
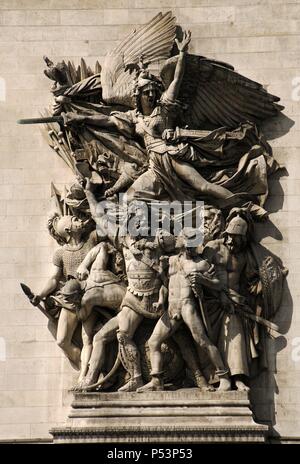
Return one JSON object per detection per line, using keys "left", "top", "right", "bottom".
{"left": 53, "top": 230, "right": 97, "bottom": 279}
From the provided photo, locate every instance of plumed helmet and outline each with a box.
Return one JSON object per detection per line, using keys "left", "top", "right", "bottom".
{"left": 50, "top": 278, "right": 82, "bottom": 310}
{"left": 132, "top": 70, "right": 163, "bottom": 97}
{"left": 225, "top": 216, "right": 248, "bottom": 236}
{"left": 61, "top": 278, "right": 82, "bottom": 296}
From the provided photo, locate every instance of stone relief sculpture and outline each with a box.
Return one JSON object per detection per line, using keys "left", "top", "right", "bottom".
{"left": 19, "top": 12, "right": 288, "bottom": 397}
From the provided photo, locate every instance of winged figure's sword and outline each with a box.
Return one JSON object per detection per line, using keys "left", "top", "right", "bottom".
{"left": 17, "top": 116, "right": 64, "bottom": 125}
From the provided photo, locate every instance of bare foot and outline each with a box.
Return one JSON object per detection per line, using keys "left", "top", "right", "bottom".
{"left": 235, "top": 379, "right": 250, "bottom": 392}
{"left": 218, "top": 377, "right": 231, "bottom": 391}
{"left": 70, "top": 378, "right": 86, "bottom": 391}
{"left": 200, "top": 384, "right": 215, "bottom": 392}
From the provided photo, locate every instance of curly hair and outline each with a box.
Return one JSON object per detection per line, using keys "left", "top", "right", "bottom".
{"left": 47, "top": 212, "right": 66, "bottom": 246}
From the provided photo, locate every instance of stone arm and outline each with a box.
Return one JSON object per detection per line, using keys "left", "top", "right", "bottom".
{"left": 165, "top": 31, "right": 191, "bottom": 102}
{"left": 104, "top": 170, "right": 134, "bottom": 198}
{"left": 155, "top": 284, "right": 168, "bottom": 312}
{"left": 31, "top": 265, "right": 62, "bottom": 305}
{"left": 190, "top": 267, "right": 224, "bottom": 292}
{"left": 84, "top": 180, "right": 119, "bottom": 245}
{"left": 202, "top": 242, "right": 228, "bottom": 291}
{"left": 202, "top": 241, "right": 236, "bottom": 312}
{"left": 76, "top": 242, "right": 109, "bottom": 280}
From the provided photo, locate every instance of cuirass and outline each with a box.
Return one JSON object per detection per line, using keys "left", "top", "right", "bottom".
{"left": 127, "top": 274, "right": 160, "bottom": 296}
{"left": 135, "top": 107, "right": 168, "bottom": 138}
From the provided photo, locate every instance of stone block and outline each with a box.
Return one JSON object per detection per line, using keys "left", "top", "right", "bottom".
{"left": 6, "top": 341, "right": 60, "bottom": 360}
{"left": 187, "top": 20, "right": 300, "bottom": 40}
{"left": 177, "top": 6, "right": 235, "bottom": 24}
{"left": 5, "top": 357, "right": 62, "bottom": 375}
{"left": 5, "top": 199, "right": 50, "bottom": 216}
{"left": 0, "top": 390, "right": 62, "bottom": 408}
{"left": 12, "top": 184, "right": 50, "bottom": 201}
{"left": 0, "top": 424, "right": 30, "bottom": 440}
{"left": 30, "top": 422, "right": 55, "bottom": 440}
{"left": 191, "top": 36, "right": 300, "bottom": 56}
{"left": 2, "top": 10, "right": 60, "bottom": 26}
{"left": 51, "top": 390, "right": 268, "bottom": 443}
{"left": 0, "top": 406, "right": 50, "bottom": 425}
{"left": 236, "top": 4, "right": 300, "bottom": 22}
{"left": 0, "top": 248, "right": 27, "bottom": 265}
{"left": 60, "top": 10, "right": 104, "bottom": 26}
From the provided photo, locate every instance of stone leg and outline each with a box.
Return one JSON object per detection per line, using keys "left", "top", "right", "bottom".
{"left": 117, "top": 306, "right": 144, "bottom": 392}
{"left": 137, "top": 311, "right": 181, "bottom": 392}
{"left": 173, "top": 329, "right": 215, "bottom": 391}
{"left": 181, "top": 303, "right": 231, "bottom": 391}
{"left": 73, "top": 311, "right": 99, "bottom": 390}
{"left": 82, "top": 316, "right": 119, "bottom": 388}
{"left": 56, "top": 308, "right": 81, "bottom": 370}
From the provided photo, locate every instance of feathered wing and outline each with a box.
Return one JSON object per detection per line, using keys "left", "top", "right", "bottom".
{"left": 66, "top": 58, "right": 101, "bottom": 85}
{"left": 161, "top": 54, "right": 284, "bottom": 128}
{"left": 101, "top": 11, "right": 176, "bottom": 107}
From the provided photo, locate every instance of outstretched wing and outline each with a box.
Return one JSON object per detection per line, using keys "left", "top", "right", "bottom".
{"left": 161, "top": 54, "right": 284, "bottom": 128}
{"left": 101, "top": 11, "right": 176, "bottom": 107}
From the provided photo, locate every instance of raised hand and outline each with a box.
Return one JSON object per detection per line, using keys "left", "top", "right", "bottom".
{"left": 175, "top": 30, "right": 191, "bottom": 53}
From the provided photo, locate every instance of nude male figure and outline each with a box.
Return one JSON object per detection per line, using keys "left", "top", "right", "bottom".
{"left": 138, "top": 228, "right": 231, "bottom": 392}
{"left": 70, "top": 241, "right": 126, "bottom": 389}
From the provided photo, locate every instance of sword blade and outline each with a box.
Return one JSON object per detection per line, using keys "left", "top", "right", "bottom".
{"left": 20, "top": 282, "right": 54, "bottom": 322}
{"left": 17, "top": 116, "right": 63, "bottom": 125}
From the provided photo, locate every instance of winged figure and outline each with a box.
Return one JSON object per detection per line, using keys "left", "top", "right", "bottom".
{"left": 19, "top": 12, "right": 289, "bottom": 395}
{"left": 45, "top": 11, "right": 281, "bottom": 216}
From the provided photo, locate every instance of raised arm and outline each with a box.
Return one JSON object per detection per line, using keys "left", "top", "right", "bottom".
{"left": 165, "top": 30, "right": 191, "bottom": 102}
{"left": 77, "top": 242, "right": 106, "bottom": 280}
{"left": 83, "top": 178, "right": 120, "bottom": 245}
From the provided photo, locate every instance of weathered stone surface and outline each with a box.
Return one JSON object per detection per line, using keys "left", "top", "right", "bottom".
{"left": 50, "top": 390, "right": 268, "bottom": 443}
{"left": 0, "top": 1, "right": 298, "bottom": 443}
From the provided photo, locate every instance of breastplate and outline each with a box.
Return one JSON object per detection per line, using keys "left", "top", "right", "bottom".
{"left": 126, "top": 258, "right": 161, "bottom": 296}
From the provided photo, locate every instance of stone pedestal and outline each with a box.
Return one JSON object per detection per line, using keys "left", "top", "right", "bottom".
{"left": 50, "top": 389, "right": 268, "bottom": 443}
